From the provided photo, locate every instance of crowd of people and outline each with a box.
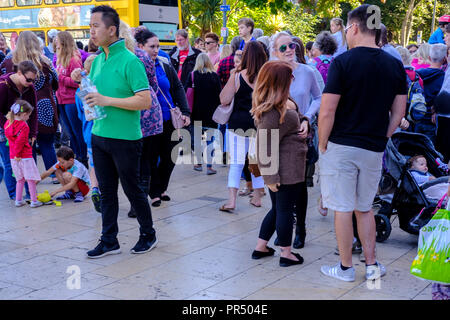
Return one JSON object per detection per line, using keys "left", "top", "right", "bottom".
{"left": 0, "top": 5, "right": 449, "bottom": 299}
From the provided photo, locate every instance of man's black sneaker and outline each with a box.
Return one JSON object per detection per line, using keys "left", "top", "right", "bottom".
{"left": 130, "top": 235, "right": 158, "bottom": 254}
{"left": 87, "top": 240, "right": 121, "bottom": 259}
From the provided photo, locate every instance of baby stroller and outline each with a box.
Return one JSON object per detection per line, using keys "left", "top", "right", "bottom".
{"left": 375, "top": 132, "right": 449, "bottom": 242}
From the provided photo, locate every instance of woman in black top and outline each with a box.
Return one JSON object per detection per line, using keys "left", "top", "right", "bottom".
{"left": 219, "top": 41, "right": 268, "bottom": 212}
{"left": 185, "top": 53, "right": 221, "bottom": 175}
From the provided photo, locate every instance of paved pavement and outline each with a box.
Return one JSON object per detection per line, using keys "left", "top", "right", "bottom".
{"left": 0, "top": 155, "right": 432, "bottom": 300}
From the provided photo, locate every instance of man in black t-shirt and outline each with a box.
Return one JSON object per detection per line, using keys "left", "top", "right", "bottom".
{"left": 318, "top": 4, "right": 407, "bottom": 282}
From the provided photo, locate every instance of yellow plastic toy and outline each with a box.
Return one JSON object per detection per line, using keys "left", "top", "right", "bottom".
{"left": 37, "top": 190, "right": 52, "bottom": 203}
{"left": 37, "top": 190, "right": 62, "bottom": 206}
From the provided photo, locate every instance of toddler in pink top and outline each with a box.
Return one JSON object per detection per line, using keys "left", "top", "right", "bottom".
{"left": 4, "top": 100, "right": 43, "bottom": 208}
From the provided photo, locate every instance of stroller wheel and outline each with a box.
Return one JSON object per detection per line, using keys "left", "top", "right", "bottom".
{"left": 375, "top": 214, "right": 392, "bottom": 243}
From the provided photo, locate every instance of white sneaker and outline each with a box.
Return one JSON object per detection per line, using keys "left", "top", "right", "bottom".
{"left": 30, "top": 201, "right": 43, "bottom": 208}
{"left": 15, "top": 200, "right": 27, "bottom": 207}
{"left": 365, "top": 262, "right": 386, "bottom": 280}
{"left": 320, "top": 263, "right": 355, "bottom": 282}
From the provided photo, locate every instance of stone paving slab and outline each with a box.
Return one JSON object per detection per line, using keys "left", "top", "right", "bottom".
{"left": 0, "top": 157, "right": 431, "bottom": 300}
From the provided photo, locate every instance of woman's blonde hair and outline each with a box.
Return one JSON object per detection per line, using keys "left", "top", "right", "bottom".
{"left": 395, "top": 46, "right": 411, "bottom": 66}
{"left": 6, "top": 99, "right": 33, "bottom": 128}
{"left": 12, "top": 31, "right": 50, "bottom": 72}
{"left": 331, "top": 18, "right": 346, "bottom": 46}
{"left": 251, "top": 61, "right": 293, "bottom": 124}
{"left": 194, "top": 53, "right": 215, "bottom": 73}
{"left": 412, "top": 43, "right": 431, "bottom": 64}
{"left": 220, "top": 44, "right": 232, "bottom": 60}
{"left": 119, "top": 20, "right": 136, "bottom": 53}
{"left": 56, "top": 31, "right": 80, "bottom": 68}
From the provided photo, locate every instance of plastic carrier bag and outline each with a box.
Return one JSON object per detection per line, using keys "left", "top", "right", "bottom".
{"left": 410, "top": 197, "right": 450, "bottom": 284}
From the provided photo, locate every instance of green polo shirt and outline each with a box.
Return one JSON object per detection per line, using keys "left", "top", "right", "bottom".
{"left": 90, "top": 39, "right": 149, "bottom": 141}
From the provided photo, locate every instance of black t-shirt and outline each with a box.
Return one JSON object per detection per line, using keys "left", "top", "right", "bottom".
{"left": 324, "top": 47, "right": 407, "bottom": 152}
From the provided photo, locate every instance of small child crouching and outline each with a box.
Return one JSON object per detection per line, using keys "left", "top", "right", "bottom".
{"left": 40, "top": 146, "right": 91, "bottom": 202}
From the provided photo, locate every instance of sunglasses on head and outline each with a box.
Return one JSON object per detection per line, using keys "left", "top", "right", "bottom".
{"left": 279, "top": 42, "right": 296, "bottom": 53}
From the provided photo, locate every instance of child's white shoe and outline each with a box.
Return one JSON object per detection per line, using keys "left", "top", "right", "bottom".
{"left": 30, "top": 201, "right": 43, "bottom": 208}
{"left": 15, "top": 200, "right": 27, "bottom": 207}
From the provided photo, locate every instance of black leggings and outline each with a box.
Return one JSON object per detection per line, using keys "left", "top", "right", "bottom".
{"left": 258, "top": 183, "right": 302, "bottom": 247}
{"left": 149, "top": 120, "right": 179, "bottom": 199}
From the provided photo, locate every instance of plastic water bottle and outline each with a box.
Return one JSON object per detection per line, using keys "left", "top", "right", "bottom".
{"left": 76, "top": 71, "right": 107, "bottom": 121}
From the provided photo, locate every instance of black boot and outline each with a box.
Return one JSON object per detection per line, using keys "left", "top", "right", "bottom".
{"left": 293, "top": 227, "right": 306, "bottom": 249}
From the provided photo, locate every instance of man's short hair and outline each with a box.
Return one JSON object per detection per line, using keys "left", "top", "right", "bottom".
{"left": 194, "top": 37, "right": 204, "bottom": 45}
{"left": 56, "top": 146, "right": 75, "bottom": 161}
{"left": 347, "top": 4, "right": 378, "bottom": 37}
{"left": 18, "top": 60, "right": 38, "bottom": 75}
{"left": 429, "top": 43, "right": 447, "bottom": 63}
{"left": 204, "top": 32, "right": 219, "bottom": 43}
{"left": 238, "top": 18, "right": 254, "bottom": 34}
{"left": 91, "top": 5, "right": 120, "bottom": 37}
{"left": 175, "top": 29, "right": 189, "bottom": 39}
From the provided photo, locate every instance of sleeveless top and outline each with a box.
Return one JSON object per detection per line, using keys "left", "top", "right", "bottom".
{"left": 228, "top": 74, "right": 254, "bottom": 132}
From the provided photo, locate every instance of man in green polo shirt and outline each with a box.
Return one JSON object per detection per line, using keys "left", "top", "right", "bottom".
{"left": 79, "top": 5, "right": 157, "bottom": 258}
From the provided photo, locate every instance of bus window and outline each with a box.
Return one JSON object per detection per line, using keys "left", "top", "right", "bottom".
{"left": 0, "top": 0, "right": 14, "bottom": 8}
{"left": 67, "top": 29, "right": 90, "bottom": 44}
{"left": 2, "top": 32, "right": 19, "bottom": 50}
{"left": 44, "top": 0, "right": 59, "bottom": 4}
{"left": 30, "top": 30, "right": 46, "bottom": 44}
{"left": 62, "top": 0, "right": 91, "bottom": 3}
{"left": 16, "top": 0, "right": 43, "bottom": 6}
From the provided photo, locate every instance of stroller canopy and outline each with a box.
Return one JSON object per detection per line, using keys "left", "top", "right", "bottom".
{"left": 384, "top": 132, "right": 444, "bottom": 181}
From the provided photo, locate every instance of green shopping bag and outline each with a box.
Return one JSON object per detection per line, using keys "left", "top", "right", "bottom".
{"left": 410, "top": 198, "right": 450, "bottom": 284}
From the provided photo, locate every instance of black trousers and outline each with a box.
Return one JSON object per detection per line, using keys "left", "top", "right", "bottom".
{"left": 258, "top": 183, "right": 302, "bottom": 247}
{"left": 149, "top": 120, "right": 179, "bottom": 199}
{"left": 92, "top": 134, "right": 155, "bottom": 243}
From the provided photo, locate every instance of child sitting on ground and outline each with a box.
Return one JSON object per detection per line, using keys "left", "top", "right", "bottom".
{"left": 73, "top": 54, "right": 101, "bottom": 212}
{"left": 40, "top": 146, "right": 91, "bottom": 202}
{"left": 4, "top": 100, "right": 43, "bottom": 208}
{"left": 409, "top": 155, "right": 449, "bottom": 201}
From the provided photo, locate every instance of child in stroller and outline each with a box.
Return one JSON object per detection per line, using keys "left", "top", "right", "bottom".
{"left": 408, "top": 155, "right": 449, "bottom": 204}
{"left": 374, "top": 132, "right": 449, "bottom": 242}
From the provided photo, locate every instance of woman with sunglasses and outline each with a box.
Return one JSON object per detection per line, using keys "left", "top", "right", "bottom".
{"left": 0, "top": 61, "right": 39, "bottom": 200}
{"left": 1, "top": 31, "right": 60, "bottom": 185}
{"left": 271, "top": 31, "right": 322, "bottom": 249}
{"left": 204, "top": 32, "right": 221, "bottom": 69}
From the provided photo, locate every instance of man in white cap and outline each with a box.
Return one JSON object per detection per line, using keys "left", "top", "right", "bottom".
{"left": 43, "top": 29, "right": 58, "bottom": 61}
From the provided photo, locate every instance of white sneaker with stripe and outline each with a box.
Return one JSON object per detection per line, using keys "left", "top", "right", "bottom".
{"left": 320, "top": 263, "right": 355, "bottom": 282}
